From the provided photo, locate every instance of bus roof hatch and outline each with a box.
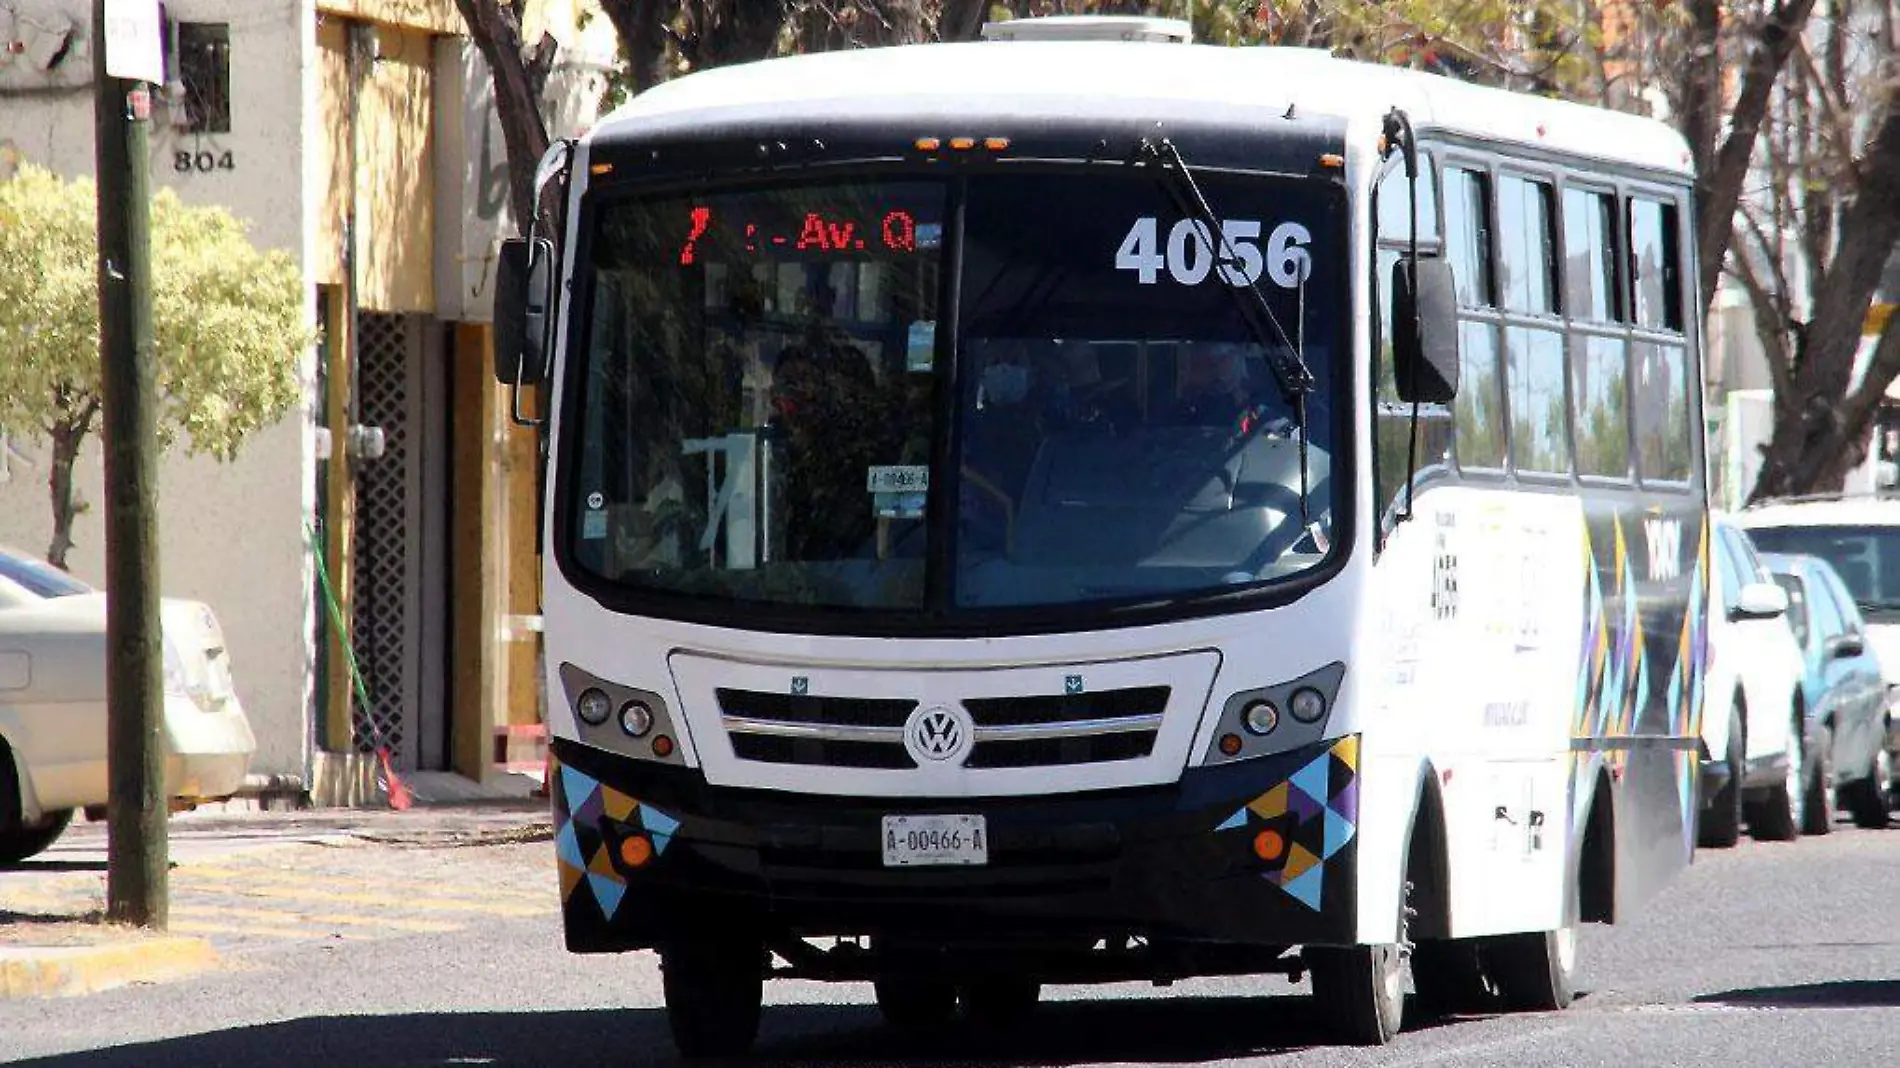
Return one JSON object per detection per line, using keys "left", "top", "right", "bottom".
{"left": 979, "top": 15, "right": 1192, "bottom": 44}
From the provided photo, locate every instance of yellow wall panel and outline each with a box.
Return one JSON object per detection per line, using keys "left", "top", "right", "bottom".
{"left": 317, "top": 0, "right": 462, "bottom": 36}
{"left": 355, "top": 25, "right": 437, "bottom": 314}
{"left": 314, "top": 19, "right": 350, "bottom": 288}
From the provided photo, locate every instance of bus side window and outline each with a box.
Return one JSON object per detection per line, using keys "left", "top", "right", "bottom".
{"left": 1497, "top": 176, "right": 1558, "bottom": 316}
{"left": 1563, "top": 188, "right": 1622, "bottom": 324}
{"left": 1630, "top": 197, "right": 1684, "bottom": 333}
{"left": 1443, "top": 168, "right": 1493, "bottom": 308}
{"left": 1372, "top": 158, "right": 1452, "bottom": 524}
{"left": 1634, "top": 341, "right": 1693, "bottom": 482}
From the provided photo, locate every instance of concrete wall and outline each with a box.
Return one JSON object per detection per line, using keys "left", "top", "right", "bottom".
{"left": 0, "top": 0, "right": 318, "bottom": 781}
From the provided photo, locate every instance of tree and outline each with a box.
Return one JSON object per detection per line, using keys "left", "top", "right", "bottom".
{"left": 1733, "top": 0, "right": 1900, "bottom": 499}
{"left": 0, "top": 165, "right": 310, "bottom": 569}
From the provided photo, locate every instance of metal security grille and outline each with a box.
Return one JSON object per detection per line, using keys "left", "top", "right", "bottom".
{"left": 351, "top": 312, "right": 412, "bottom": 762}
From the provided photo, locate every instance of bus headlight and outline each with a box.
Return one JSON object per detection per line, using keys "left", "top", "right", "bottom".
{"left": 1201, "top": 662, "right": 1345, "bottom": 765}
{"left": 1288, "top": 687, "right": 1327, "bottom": 724}
{"left": 619, "top": 700, "right": 655, "bottom": 738}
{"left": 577, "top": 688, "right": 613, "bottom": 726}
{"left": 1242, "top": 700, "right": 1280, "bottom": 736}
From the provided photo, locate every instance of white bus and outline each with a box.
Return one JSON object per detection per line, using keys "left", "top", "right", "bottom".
{"left": 493, "top": 16, "right": 1711, "bottom": 1055}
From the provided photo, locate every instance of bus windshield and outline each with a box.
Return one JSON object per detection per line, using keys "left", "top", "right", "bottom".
{"left": 566, "top": 170, "right": 1345, "bottom": 621}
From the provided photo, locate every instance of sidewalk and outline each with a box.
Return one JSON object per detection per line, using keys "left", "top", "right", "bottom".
{"left": 0, "top": 792, "right": 554, "bottom": 998}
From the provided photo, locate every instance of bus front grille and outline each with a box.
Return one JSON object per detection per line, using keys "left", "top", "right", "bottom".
{"left": 715, "top": 686, "right": 1169, "bottom": 771}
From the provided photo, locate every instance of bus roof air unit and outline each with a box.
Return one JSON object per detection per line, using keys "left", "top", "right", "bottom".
{"left": 980, "top": 15, "right": 1192, "bottom": 44}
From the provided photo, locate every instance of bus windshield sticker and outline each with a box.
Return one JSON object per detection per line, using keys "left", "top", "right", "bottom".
{"left": 907, "top": 321, "right": 936, "bottom": 372}
{"left": 582, "top": 509, "right": 606, "bottom": 539}
{"left": 867, "top": 465, "right": 929, "bottom": 494}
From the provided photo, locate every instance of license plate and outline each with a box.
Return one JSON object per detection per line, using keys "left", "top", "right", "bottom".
{"left": 881, "top": 814, "right": 988, "bottom": 867}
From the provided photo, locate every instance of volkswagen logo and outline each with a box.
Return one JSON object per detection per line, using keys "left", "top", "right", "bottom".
{"left": 904, "top": 704, "right": 973, "bottom": 766}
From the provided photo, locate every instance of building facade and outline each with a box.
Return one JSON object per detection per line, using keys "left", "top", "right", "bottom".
{"left": 0, "top": 0, "right": 609, "bottom": 799}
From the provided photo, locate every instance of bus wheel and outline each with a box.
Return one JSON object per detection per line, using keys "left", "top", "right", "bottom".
{"left": 1487, "top": 924, "right": 1577, "bottom": 1011}
{"left": 960, "top": 978, "right": 1041, "bottom": 1031}
{"left": 1308, "top": 943, "right": 1405, "bottom": 1045}
{"left": 1699, "top": 705, "right": 1744, "bottom": 848}
{"left": 875, "top": 976, "right": 958, "bottom": 1032}
{"left": 1410, "top": 937, "right": 1496, "bottom": 1016}
{"left": 661, "top": 932, "right": 764, "bottom": 1060}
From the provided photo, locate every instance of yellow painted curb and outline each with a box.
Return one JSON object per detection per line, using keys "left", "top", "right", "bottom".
{"left": 0, "top": 937, "right": 220, "bottom": 998}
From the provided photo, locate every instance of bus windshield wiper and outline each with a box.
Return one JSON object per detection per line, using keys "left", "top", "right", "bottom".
{"left": 1131, "top": 136, "right": 1316, "bottom": 528}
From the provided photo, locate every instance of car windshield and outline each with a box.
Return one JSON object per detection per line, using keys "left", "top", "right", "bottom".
{"left": 1745, "top": 525, "right": 1900, "bottom": 615}
{"left": 565, "top": 170, "right": 1344, "bottom": 621}
{"left": 0, "top": 549, "right": 92, "bottom": 599}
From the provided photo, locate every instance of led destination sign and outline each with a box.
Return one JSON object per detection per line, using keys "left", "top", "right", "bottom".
{"left": 678, "top": 204, "right": 938, "bottom": 266}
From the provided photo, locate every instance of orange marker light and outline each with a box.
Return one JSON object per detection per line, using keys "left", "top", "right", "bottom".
{"left": 1219, "top": 733, "right": 1243, "bottom": 756}
{"left": 915, "top": 137, "right": 942, "bottom": 152}
{"left": 620, "top": 835, "right": 654, "bottom": 868}
{"left": 589, "top": 162, "right": 615, "bottom": 176}
{"left": 984, "top": 136, "right": 1011, "bottom": 151}
{"left": 652, "top": 735, "right": 675, "bottom": 758}
{"left": 1253, "top": 829, "right": 1285, "bottom": 861}
{"left": 949, "top": 136, "right": 977, "bottom": 151}
{"left": 1319, "top": 153, "right": 1345, "bottom": 168}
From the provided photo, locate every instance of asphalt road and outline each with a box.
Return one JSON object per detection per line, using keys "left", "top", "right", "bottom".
{"left": 2, "top": 816, "right": 1897, "bottom": 1067}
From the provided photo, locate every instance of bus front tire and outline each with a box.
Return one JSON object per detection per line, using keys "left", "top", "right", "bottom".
{"left": 960, "top": 979, "right": 1041, "bottom": 1031}
{"left": 1487, "top": 925, "right": 1577, "bottom": 1011}
{"left": 1308, "top": 943, "right": 1405, "bottom": 1045}
{"left": 661, "top": 933, "right": 764, "bottom": 1060}
{"left": 875, "top": 977, "right": 959, "bottom": 1032}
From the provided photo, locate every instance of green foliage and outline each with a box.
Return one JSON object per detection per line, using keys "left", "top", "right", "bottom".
{"left": 0, "top": 164, "right": 311, "bottom": 459}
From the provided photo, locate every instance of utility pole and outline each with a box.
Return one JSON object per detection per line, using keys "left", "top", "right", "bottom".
{"left": 94, "top": 0, "right": 167, "bottom": 928}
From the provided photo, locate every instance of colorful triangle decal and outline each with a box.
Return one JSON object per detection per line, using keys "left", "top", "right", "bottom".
{"left": 650, "top": 830, "right": 674, "bottom": 856}
{"left": 640, "top": 805, "right": 681, "bottom": 839}
{"left": 562, "top": 767, "right": 600, "bottom": 818}
{"left": 602, "top": 787, "right": 638, "bottom": 824}
{"left": 1290, "top": 755, "right": 1330, "bottom": 807}
{"left": 1216, "top": 808, "right": 1248, "bottom": 832}
{"left": 1248, "top": 782, "right": 1289, "bottom": 820}
{"left": 588, "top": 873, "right": 627, "bottom": 918}
{"left": 1322, "top": 806, "right": 1356, "bottom": 858}
{"left": 557, "top": 860, "right": 584, "bottom": 902}
{"left": 587, "top": 844, "right": 618, "bottom": 878}
{"left": 554, "top": 823, "right": 585, "bottom": 870}
{"left": 1283, "top": 842, "right": 1320, "bottom": 881}
{"left": 1330, "top": 734, "right": 1359, "bottom": 772}
{"left": 1278, "top": 865, "right": 1324, "bottom": 910}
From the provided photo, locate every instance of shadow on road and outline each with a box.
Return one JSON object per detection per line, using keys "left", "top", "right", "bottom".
{"left": 1694, "top": 981, "right": 1900, "bottom": 1010}
{"left": 9, "top": 993, "right": 1465, "bottom": 1067}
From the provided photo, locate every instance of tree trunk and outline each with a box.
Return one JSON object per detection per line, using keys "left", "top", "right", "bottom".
{"left": 938, "top": 0, "right": 989, "bottom": 41}
{"left": 599, "top": 0, "right": 679, "bottom": 93}
{"left": 46, "top": 418, "right": 84, "bottom": 571}
{"left": 453, "top": 0, "right": 558, "bottom": 236}
{"left": 1747, "top": 102, "right": 1900, "bottom": 503}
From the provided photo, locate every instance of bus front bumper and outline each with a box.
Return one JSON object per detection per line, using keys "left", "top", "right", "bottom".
{"left": 549, "top": 734, "right": 1362, "bottom": 954}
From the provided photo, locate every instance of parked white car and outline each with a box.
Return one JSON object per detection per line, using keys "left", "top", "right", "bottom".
{"left": 1699, "top": 516, "right": 1808, "bottom": 847}
{"left": 1738, "top": 497, "right": 1900, "bottom": 805}
{"left": 0, "top": 547, "right": 255, "bottom": 863}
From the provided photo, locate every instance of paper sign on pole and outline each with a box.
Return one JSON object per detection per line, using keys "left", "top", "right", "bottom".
{"left": 102, "top": 0, "right": 163, "bottom": 85}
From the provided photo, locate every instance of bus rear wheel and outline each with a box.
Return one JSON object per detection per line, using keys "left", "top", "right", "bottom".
{"left": 1410, "top": 937, "right": 1496, "bottom": 1015}
{"left": 1487, "top": 924, "right": 1577, "bottom": 1011}
{"left": 1308, "top": 943, "right": 1405, "bottom": 1045}
{"left": 660, "top": 932, "right": 765, "bottom": 1060}
{"left": 960, "top": 978, "right": 1041, "bottom": 1031}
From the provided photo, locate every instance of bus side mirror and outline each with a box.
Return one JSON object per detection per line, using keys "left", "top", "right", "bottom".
{"left": 1393, "top": 256, "right": 1459, "bottom": 404}
{"left": 495, "top": 236, "right": 554, "bottom": 386}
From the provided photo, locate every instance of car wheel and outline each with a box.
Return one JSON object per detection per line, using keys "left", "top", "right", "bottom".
{"left": 1844, "top": 745, "right": 1893, "bottom": 829}
{"left": 1487, "top": 924, "right": 1578, "bottom": 1012}
{"left": 1803, "top": 725, "right": 1835, "bottom": 836}
{"left": 1700, "top": 705, "right": 1744, "bottom": 848}
{"left": 1746, "top": 712, "right": 1803, "bottom": 842}
{"left": 660, "top": 931, "right": 764, "bottom": 1060}
{"left": 0, "top": 807, "right": 75, "bottom": 867}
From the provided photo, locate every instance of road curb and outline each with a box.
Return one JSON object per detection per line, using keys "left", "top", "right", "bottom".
{"left": 0, "top": 936, "right": 220, "bottom": 998}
